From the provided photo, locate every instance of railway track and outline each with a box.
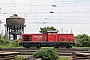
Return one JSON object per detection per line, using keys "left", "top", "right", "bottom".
{"left": 0, "top": 48, "right": 90, "bottom": 56}
{"left": 1, "top": 48, "right": 90, "bottom": 60}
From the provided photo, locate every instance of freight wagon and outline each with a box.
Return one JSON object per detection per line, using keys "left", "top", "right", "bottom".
{"left": 19, "top": 30, "right": 75, "bottom": 48}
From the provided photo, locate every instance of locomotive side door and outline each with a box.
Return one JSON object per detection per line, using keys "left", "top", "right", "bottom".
{"left": 47, "top": 31, "right": 58, "bottom": 42}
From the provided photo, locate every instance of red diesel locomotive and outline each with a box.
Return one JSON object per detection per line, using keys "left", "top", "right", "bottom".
{"left": 19, "top": 30, "right": 75, "bottom": 48}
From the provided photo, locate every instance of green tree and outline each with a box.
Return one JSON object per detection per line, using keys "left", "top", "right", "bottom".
{"left": 39, "top": 26, "right": 56, "bottom": 34}
{"left": 75, "top": 34, "right": 90, "bottom": 47}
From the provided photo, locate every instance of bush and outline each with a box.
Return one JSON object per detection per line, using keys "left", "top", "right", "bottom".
{"left": 33, "top": 48, "right": 59, "bottom": 60}
{"left": 0, "top": 38, "right": 20, "bottom": 48}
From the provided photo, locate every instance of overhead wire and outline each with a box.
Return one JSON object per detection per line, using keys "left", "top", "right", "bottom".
{"left": 0, "top": 0, "right": 90, "bottom": 24}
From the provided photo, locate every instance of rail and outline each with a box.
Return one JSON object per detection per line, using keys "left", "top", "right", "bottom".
{"left": 0, "top": 48, "right": 90, "bottom": 60}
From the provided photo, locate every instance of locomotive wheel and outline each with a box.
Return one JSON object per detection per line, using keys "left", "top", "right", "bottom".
{"left": 54, "top": 44, "right": 59, "bottom": 48}
{"left": 36, "top": 44, "right": 41, "bottom": 48}
{"left": 25, "top": 44, "right": 30, "bottom": 48}
{"left": 66, "top": 44, "right": 72, "bottom": 48}
{"left": 66, "top": 45, "right": 69, "bottom": 48}
{"left": 69, "top": 45, "right": 72, "bottom": 48}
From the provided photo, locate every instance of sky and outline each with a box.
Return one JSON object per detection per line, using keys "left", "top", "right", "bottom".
{"left": 0, "top": 0, "right": 90, "bottom": 36}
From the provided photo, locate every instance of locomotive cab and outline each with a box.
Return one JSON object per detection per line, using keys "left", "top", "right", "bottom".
{"left": 47, "top": 30, "right": 58, "bottom": 42}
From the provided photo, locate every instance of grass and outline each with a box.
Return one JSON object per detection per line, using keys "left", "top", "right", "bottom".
{"left": 57, "top": 57, "right": 72, "bottom": 60}
{"left": 16, "top": 55, "right": 25, "bottom": 60}
{"left": 72, "top": 46, "right": 90, "bottom": 48}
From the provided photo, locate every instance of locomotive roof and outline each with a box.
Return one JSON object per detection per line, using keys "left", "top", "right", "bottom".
{"left": 47, "top": 30, "right": 58, "bottom": 33}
